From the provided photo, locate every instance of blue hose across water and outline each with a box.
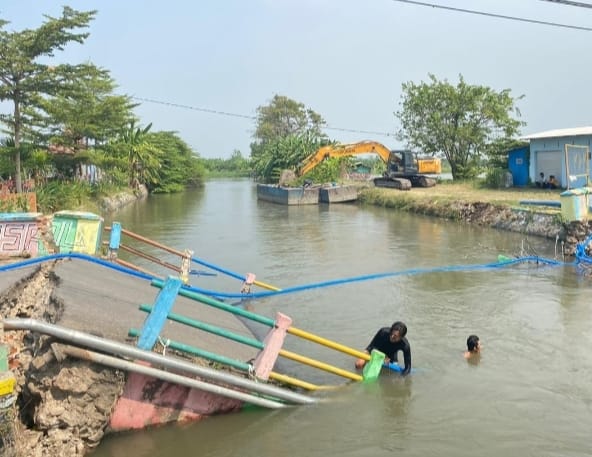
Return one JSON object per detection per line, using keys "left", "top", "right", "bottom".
{"left": 1, "top": 244, "right": 589, "bottom": 302}
{"left": 183, "top": 254, "right": 569, "bottom": 299}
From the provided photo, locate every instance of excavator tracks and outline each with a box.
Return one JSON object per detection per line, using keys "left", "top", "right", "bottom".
{"left": 373, "top": 177, "right": 412, "bottom": 190}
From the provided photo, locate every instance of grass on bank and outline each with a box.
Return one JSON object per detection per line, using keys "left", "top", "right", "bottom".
{"left": 0, "top": 181, "right": 130, "bottom": 214}
{"left": 357, "top": 179, "right": 564, "bottom": 217}
{"left": 387, "top": 180, "right": 561, "bottom": 205}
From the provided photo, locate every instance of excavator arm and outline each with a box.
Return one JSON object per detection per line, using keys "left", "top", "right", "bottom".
{"left": 298, "top": 141, "right": 392, "bottom": 176}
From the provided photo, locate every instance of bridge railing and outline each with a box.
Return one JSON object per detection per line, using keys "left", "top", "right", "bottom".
{"left": 131, "top": 277, "right": 379, "bottom": 393}
{"left": 104, "top": 222, "right": 193, "bottom": 282}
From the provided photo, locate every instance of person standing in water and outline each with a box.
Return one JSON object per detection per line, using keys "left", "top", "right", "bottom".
{"left": 464, "top": 334, "right": 481, "bottom": 359}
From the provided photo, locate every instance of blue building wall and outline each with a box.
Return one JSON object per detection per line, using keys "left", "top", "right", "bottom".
{"left": 528, "top": 135, "right": 592, "bottom": 188}
{"left": 508, "top": 147, "right": 529, "bottom": 186}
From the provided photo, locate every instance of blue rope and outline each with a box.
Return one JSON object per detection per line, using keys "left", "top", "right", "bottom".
{"left": 0, "top": 246, "right": 586, "bottom": 303}
{"left": 179, "top": 255, "right": 569, "bottom": 300}
{"left": 0, "top": 252, "right": 156, "bottom": 282}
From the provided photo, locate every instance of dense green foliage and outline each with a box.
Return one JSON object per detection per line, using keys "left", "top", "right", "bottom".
{"left": 0, "top": 7, "right": 97, "bottom": 192}
{"left": 0, "top": 7, "right": 204, "bottom": 209}
{"left": 251, "top": 132, "right": 327, "bottom": 183}
{"left": 397, "top": 74, "right": 523, "bottom": 180}
{"left": 202, "top": 150, "right": 250, "bottom": 177}
{"left": 250, "top": 95, "right": 329, "bottom": 183}
{"left": 144, "top": 131, "right": 205, "bottom": 192}
{"left": 41, "top": 68, "right": 135, "bottom": 147}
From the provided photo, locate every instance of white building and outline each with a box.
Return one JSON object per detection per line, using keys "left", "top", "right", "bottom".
{"left": 523, "top": 127, "right": 592, "bottom": 189}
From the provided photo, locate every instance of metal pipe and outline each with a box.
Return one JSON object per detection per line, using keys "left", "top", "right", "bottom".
{"left": 53, "top": 344, "right": 285, "bottom": 409}
{"left": 105, "top": 226, "right": 187, "bottom": 258}
{"left": 278, "top": 349, "right": 363, "bottom": 382}
{"left": 152, "top": 278, "right": 276, "bottom": 327}
{"left": 2, "top": 318, "right": 316, "bottom": 405}
{"left": 139, "top": 304, "right": 265, "bottom": 349}
{"left": 252, "top": 279, "right": 281, "bottom": 292}
{"left": 128, "top": 328, "right": 251, "bottom": 372}
{"left": 114, "top": 258, "right": 161, "bottom": 278}
{"left": 152, "top": 279, "right": 371, "bottom": 361}
{"left": 128, "top": 328, "right": 325, "bottom": 391}
{"left": 119, "top": 244, "right": 182, "bottom": 273}
{"left": 287, "top": 327, "right": 370, "bottom": 361}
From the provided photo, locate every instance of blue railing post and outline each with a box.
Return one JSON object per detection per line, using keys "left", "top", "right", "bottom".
{"left": 108, "top": 222, "right": 122, "bottom": 260}
{"left": 137, "top": 276, "right": 182, "bottom": 350}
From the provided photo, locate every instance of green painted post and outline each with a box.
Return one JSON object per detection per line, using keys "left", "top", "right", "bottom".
{"left": 138, "top": 304, "right": 264, "bottom": 349}
{"left": 128, "top": 328, "right": 250, "bottom": 372}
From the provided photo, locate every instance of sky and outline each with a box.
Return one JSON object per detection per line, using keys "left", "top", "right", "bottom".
{"left": 1, "top": 0, "right": 592, "bottom": 159}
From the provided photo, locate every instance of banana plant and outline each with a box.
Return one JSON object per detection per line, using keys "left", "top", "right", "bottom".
{"left": 114, "top": 121, "right": 162, "bottom": 188}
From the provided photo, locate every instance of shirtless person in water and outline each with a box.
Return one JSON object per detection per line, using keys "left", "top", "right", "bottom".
{"left": 464, "top": 334, "right": 481, "bottom": 359}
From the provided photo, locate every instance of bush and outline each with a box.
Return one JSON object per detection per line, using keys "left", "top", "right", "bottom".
{"left": 483, "top": 168, "right": 510, "bottom": 188}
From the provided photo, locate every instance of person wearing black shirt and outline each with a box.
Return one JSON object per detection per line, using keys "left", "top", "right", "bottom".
{"left": 354, "top": 321, "right": 411, "bottom": 375}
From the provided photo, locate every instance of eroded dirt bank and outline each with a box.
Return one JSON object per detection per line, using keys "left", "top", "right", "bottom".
{"left": 358, "top": 191, "right": 592, "bottom": 256}
{"left": 1, "top": 265, "right": 124, "bottom": 457}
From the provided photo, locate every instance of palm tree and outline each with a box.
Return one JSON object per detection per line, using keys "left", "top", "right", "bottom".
{"left": 116, "top": 121, "right": 162, "bottom": 188}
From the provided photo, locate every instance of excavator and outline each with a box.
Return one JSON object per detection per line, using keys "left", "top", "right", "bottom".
{"left": 297, "top": 141, "right": 439, "bottom": 190}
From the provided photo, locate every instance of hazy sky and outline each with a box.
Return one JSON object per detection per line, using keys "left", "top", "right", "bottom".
{"left": 2, "top": 1, "right": 591, "bottom": 158}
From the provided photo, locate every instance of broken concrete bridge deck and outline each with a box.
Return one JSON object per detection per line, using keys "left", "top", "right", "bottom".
{"left": 0, "top": 258, "right": 260, "bottom": 363}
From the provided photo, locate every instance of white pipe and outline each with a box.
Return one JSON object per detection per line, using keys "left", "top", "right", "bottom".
{"left": 54, "top": 344, "right": 285, "bottom": 409}
{"left": 2, "top": 318, "right": 316, "bottom": 405}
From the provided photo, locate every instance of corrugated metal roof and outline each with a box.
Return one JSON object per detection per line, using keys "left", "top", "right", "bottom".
{"left": 522, "top": 126, "right": 592, "bottom": 140}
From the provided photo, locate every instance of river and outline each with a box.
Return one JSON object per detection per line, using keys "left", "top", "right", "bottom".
{"left": 94, "top": 178, "right": 592, "bottom": 457}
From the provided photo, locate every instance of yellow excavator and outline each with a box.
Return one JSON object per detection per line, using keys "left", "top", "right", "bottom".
{"left": 298, "top": 141, "right": 439, "bottom": 190}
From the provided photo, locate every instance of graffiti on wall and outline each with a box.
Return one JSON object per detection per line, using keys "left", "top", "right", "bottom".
{"left": 51, "top": 212, "right": 103, "bottom": 255}
{"left": 0, "top": 222, "right": 39, "bottom": 256}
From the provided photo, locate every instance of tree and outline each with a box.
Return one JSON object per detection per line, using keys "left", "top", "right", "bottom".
{"left": 253, "top": 94, "right": 326, "bottom": 144}
{"left": 227, "top": 149, "right": 250, "bottom": 174}
{"left": 42, "top": 66, "right": 135, "bottom": 148}
{"left": 0, "top": 6, "right": 96, "bottom": 193}
{"left": 251, "top": 94, "right": 328, "bottom": 182}
{"left": 112, "top": 121, "right": 162, "bottom": 188}
{"left": 251, "top": 132, "right": 325, "bottom": 183}
{"left": 145, "top": 131, "right": 205, "bottom": 192}
{"left": 397, "top": 74, "right": 523, "bottom": 180}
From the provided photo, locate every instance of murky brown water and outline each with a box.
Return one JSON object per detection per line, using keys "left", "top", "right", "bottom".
{"left": 95, "top": 179, "right": 592, "bottom": 457}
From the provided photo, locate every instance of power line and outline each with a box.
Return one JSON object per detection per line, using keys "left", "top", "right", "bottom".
{"left": 132, "top": 96, "right": 254, "bottom": 120}
{"left": 538, "top": 0, "right": 592, "bottom": 8}
{"left": 131, "top": 96, "right": 394, "bottom": 138}
{"left": 391, "top": 0, "right": 592, "bottom": 31}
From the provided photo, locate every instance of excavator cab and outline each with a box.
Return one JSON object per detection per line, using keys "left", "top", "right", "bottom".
{"left": 387, "top": 150, "right": 419, "bottom": 175}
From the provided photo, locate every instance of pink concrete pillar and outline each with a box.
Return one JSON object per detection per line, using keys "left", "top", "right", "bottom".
{"left": 252, "top": 312, "right": 292, "bottom": 380}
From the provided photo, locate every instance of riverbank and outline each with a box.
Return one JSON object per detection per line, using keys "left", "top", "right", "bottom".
{"left": 358, "top": 183, "right": 591, "bottom": 256}
{"left": 97, "top": 185, "right": 148, "bottom": 213}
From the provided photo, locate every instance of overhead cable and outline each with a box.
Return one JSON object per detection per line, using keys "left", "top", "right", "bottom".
{"left": 391, "top": 0, "right": 592, "bottom": 31}
{"left": 538, "top": 0, "right": 592, "bottom": 8}
{"left": 131, "top": 96, "right": 394, "bottom": 137}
